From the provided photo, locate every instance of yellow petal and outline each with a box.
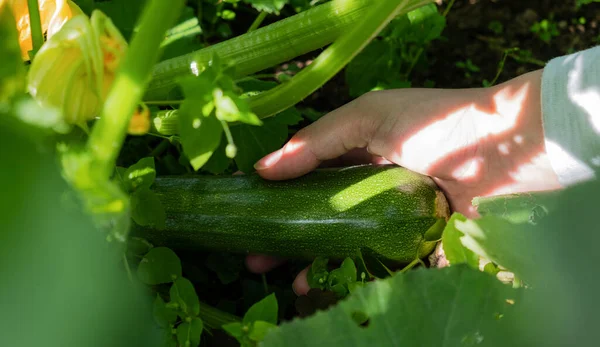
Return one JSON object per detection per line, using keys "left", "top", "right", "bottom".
{"left": 7, "top": 0, "right": 83, "bottom": 61}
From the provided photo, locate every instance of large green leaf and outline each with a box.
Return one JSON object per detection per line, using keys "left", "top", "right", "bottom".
{"left": 263, "top": 265, "right": 518, "bottom": 346}
{"left": 455, "top": 179, "right": 600, "bottom": 346}
{"left": 0, "top": 116, "right": 158, "bottom": 346}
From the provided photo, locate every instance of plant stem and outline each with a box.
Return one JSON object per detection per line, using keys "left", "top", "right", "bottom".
{"left": 247, "top": 0, "right": 434, "bottom": 119}
{"left": 150, "top": 139, "right": 171, "bottom": 157}
{"left": 400, "top": 258, "right": 421, "bottom": 273}
{"left": 405, "top": 0, "right": 456, "bottom": 79}
{"left": 248, "top": 11, "right": 268, "bottom": 32}
{"left": 442, "top": 0, "right": 456, "bottom": 17}
{"left": 145, "top": 0, "right": 373, "bottom": 101}
{"left": 199, "top": 301, "right": 241, "bottom": 330}
{"left": 86, "top": 0, "right": 185, "bottom": 179}
{"left": 26, "top": 0, "right": 43, "bottom": 59}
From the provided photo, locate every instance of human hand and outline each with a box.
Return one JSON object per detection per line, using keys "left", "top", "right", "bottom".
{"left": 246, "top": 69, "right": 561, "bottom": 295}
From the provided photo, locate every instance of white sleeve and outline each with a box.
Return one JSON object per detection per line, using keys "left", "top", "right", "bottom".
{"left": 541, "top": 45, "right": 600, "bottom": 187}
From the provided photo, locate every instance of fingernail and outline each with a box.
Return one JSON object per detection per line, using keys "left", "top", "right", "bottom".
{"left": 254, "top": 149, "right": 282, "bottom": 171}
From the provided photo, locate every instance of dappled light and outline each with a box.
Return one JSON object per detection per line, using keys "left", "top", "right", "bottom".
{"left": 329, "top": 170, "right": 401, "bottom": 212}
{"left": 381, "top": 77, "right": 563, "bottom": 216}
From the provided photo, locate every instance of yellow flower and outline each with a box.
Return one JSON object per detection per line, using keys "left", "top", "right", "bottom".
{"left": 5, "top": 0, "right": 83, "bottom": 61}
{"left": 27, "top": 9, "right": 127, "bottom": 127}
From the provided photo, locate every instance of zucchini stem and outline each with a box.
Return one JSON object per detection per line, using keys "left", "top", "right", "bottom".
{"left": 144, "top": 0, "right": 373, "bottom": 101}
{"left": 86, "top": 0, "right": 185, "bottom": 179}
{"left": 199, "top": 301, "right": 241, "bottom": 330}
{"left": 247, "top": 0, "right": 434, "bottom": 119}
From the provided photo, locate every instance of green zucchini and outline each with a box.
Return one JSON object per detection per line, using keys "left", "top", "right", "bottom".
{"left": 134, "top": 165, "right": 450, "bottom": 263}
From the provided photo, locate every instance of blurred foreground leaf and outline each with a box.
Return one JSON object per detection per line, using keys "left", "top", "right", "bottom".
{"left": 0, "top": 116, "right": 159, "bottom": 347}
{"left": 264, "top": 265, "right": 517, "bottom": 346}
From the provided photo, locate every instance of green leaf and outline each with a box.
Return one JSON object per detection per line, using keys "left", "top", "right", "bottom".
{"left": 441, "top": 213, "right": 479, "bottom": 268}
{"left": 201, "top": 134, "right": 233, "bottom": 174}
{"left": 130, "top": 188, "right": 166, "bottom": 229}
{"left": 214, "top": 90, "right": 261, "bottom": 125}
{"left": 126, "top": 236, "right": 153, "bottom": 261}
{"left": 176, "top": 317, "right": 204, "bottom": 347}
{"left": 472, "top": 190, "right": 560, "bottom": 224}
{"left": 170, "top": 277, "right": 200, "bottom": 317}
{"left": 249, "top": 321, "right": 277, "bottom": 342}
{"left": 243, "top": 293, "right": 278, "bottom": 326}
{"left": 244, "top": 0, "right": 288, "bottom": 14}
{"left": 273, "top": 107, "right": 303, "bottom": 126}
{"left": 454, "top": 216, "right": 540, "bottom": 282}
{"left": 328, "top": 258, "right": 357, "bottom": 297}
{"left": 306, "top": 257, "right": 329, "bottom": 290}
{"left": 153, "top": 294, "right": 178, "bottom": 328}
{"left": 0, "top": 3, "right": 26, "bottom": 105}
{"left": 123, "top": 157, "right": 156, "bottom": 192}
{"left": 137, "top": 247, "right": 182, "bottom": 285}
{"left": 345, "top": 40, "right": 397, "bottom": 97}
{"left": 263, "top": 265, "right": 519, "bottom": 346}
{"left": 455, "top": 179, "right": 600, "bottom": 346}
{"left": 222, "top": 322, "right": 244, "bottom": 340}
{"left": 388, "top": 4, "right": 446, "bottom": 44}
{"left": 0, "top": 116, "right": 158, "bottom": 346}
{"left": 178, "top": 108, "right": 223, "bottom": 170}
{"left": 230, "top": 118, "right": 288, "bottom": 173}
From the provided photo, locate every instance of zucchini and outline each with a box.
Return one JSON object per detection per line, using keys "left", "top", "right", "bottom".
{"left": 134, "top": 165, "right": 450, "bottom": 263}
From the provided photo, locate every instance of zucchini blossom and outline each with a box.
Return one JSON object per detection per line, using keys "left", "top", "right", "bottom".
{"left": 26, "top": 8, "right": 128, "bottom": 127}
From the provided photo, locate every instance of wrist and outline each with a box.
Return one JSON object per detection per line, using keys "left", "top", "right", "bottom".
{"left": 482, "top": 69, "right": 561, "bottom": 195}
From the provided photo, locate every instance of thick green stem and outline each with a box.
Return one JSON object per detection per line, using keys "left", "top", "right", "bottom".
{"left": 86, "top": 0, "right": 185, "bottom": 179}
{"left": 144, "top": 0, "right": 373, "bottom": 101}
{"left": 199, "top": 301, "right": 241, "bottom": 330}
{"left": 247, "top": 0, "right": 434, "bottom": 119}
{"left": 26, "top": 0, "right": 43, "bottom": 59}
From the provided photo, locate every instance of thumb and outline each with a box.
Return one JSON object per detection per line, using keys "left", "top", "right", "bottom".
{"left": 253, "top": 98, "right": 382, "bottom": 180}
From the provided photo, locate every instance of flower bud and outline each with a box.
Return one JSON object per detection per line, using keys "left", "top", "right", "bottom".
{"left": 27, "top": 10, "right": 127, "bottom": 127}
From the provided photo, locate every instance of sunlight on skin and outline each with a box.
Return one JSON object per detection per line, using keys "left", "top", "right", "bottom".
{"left": 393, "top": 83, "right": 529, "bottom": 175}
{"left": 451, "top": 157, "right": 482, "bottom": 180}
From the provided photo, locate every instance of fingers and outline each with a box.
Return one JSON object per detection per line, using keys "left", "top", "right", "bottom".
{"left": 292, "top": 266, "right": 310, "bottom": 296}
{"left": 245, "top": 254, "right": 285, "bottom": 274}
{"left": 254, "top": 98, "right": 380, "bottom": 180}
